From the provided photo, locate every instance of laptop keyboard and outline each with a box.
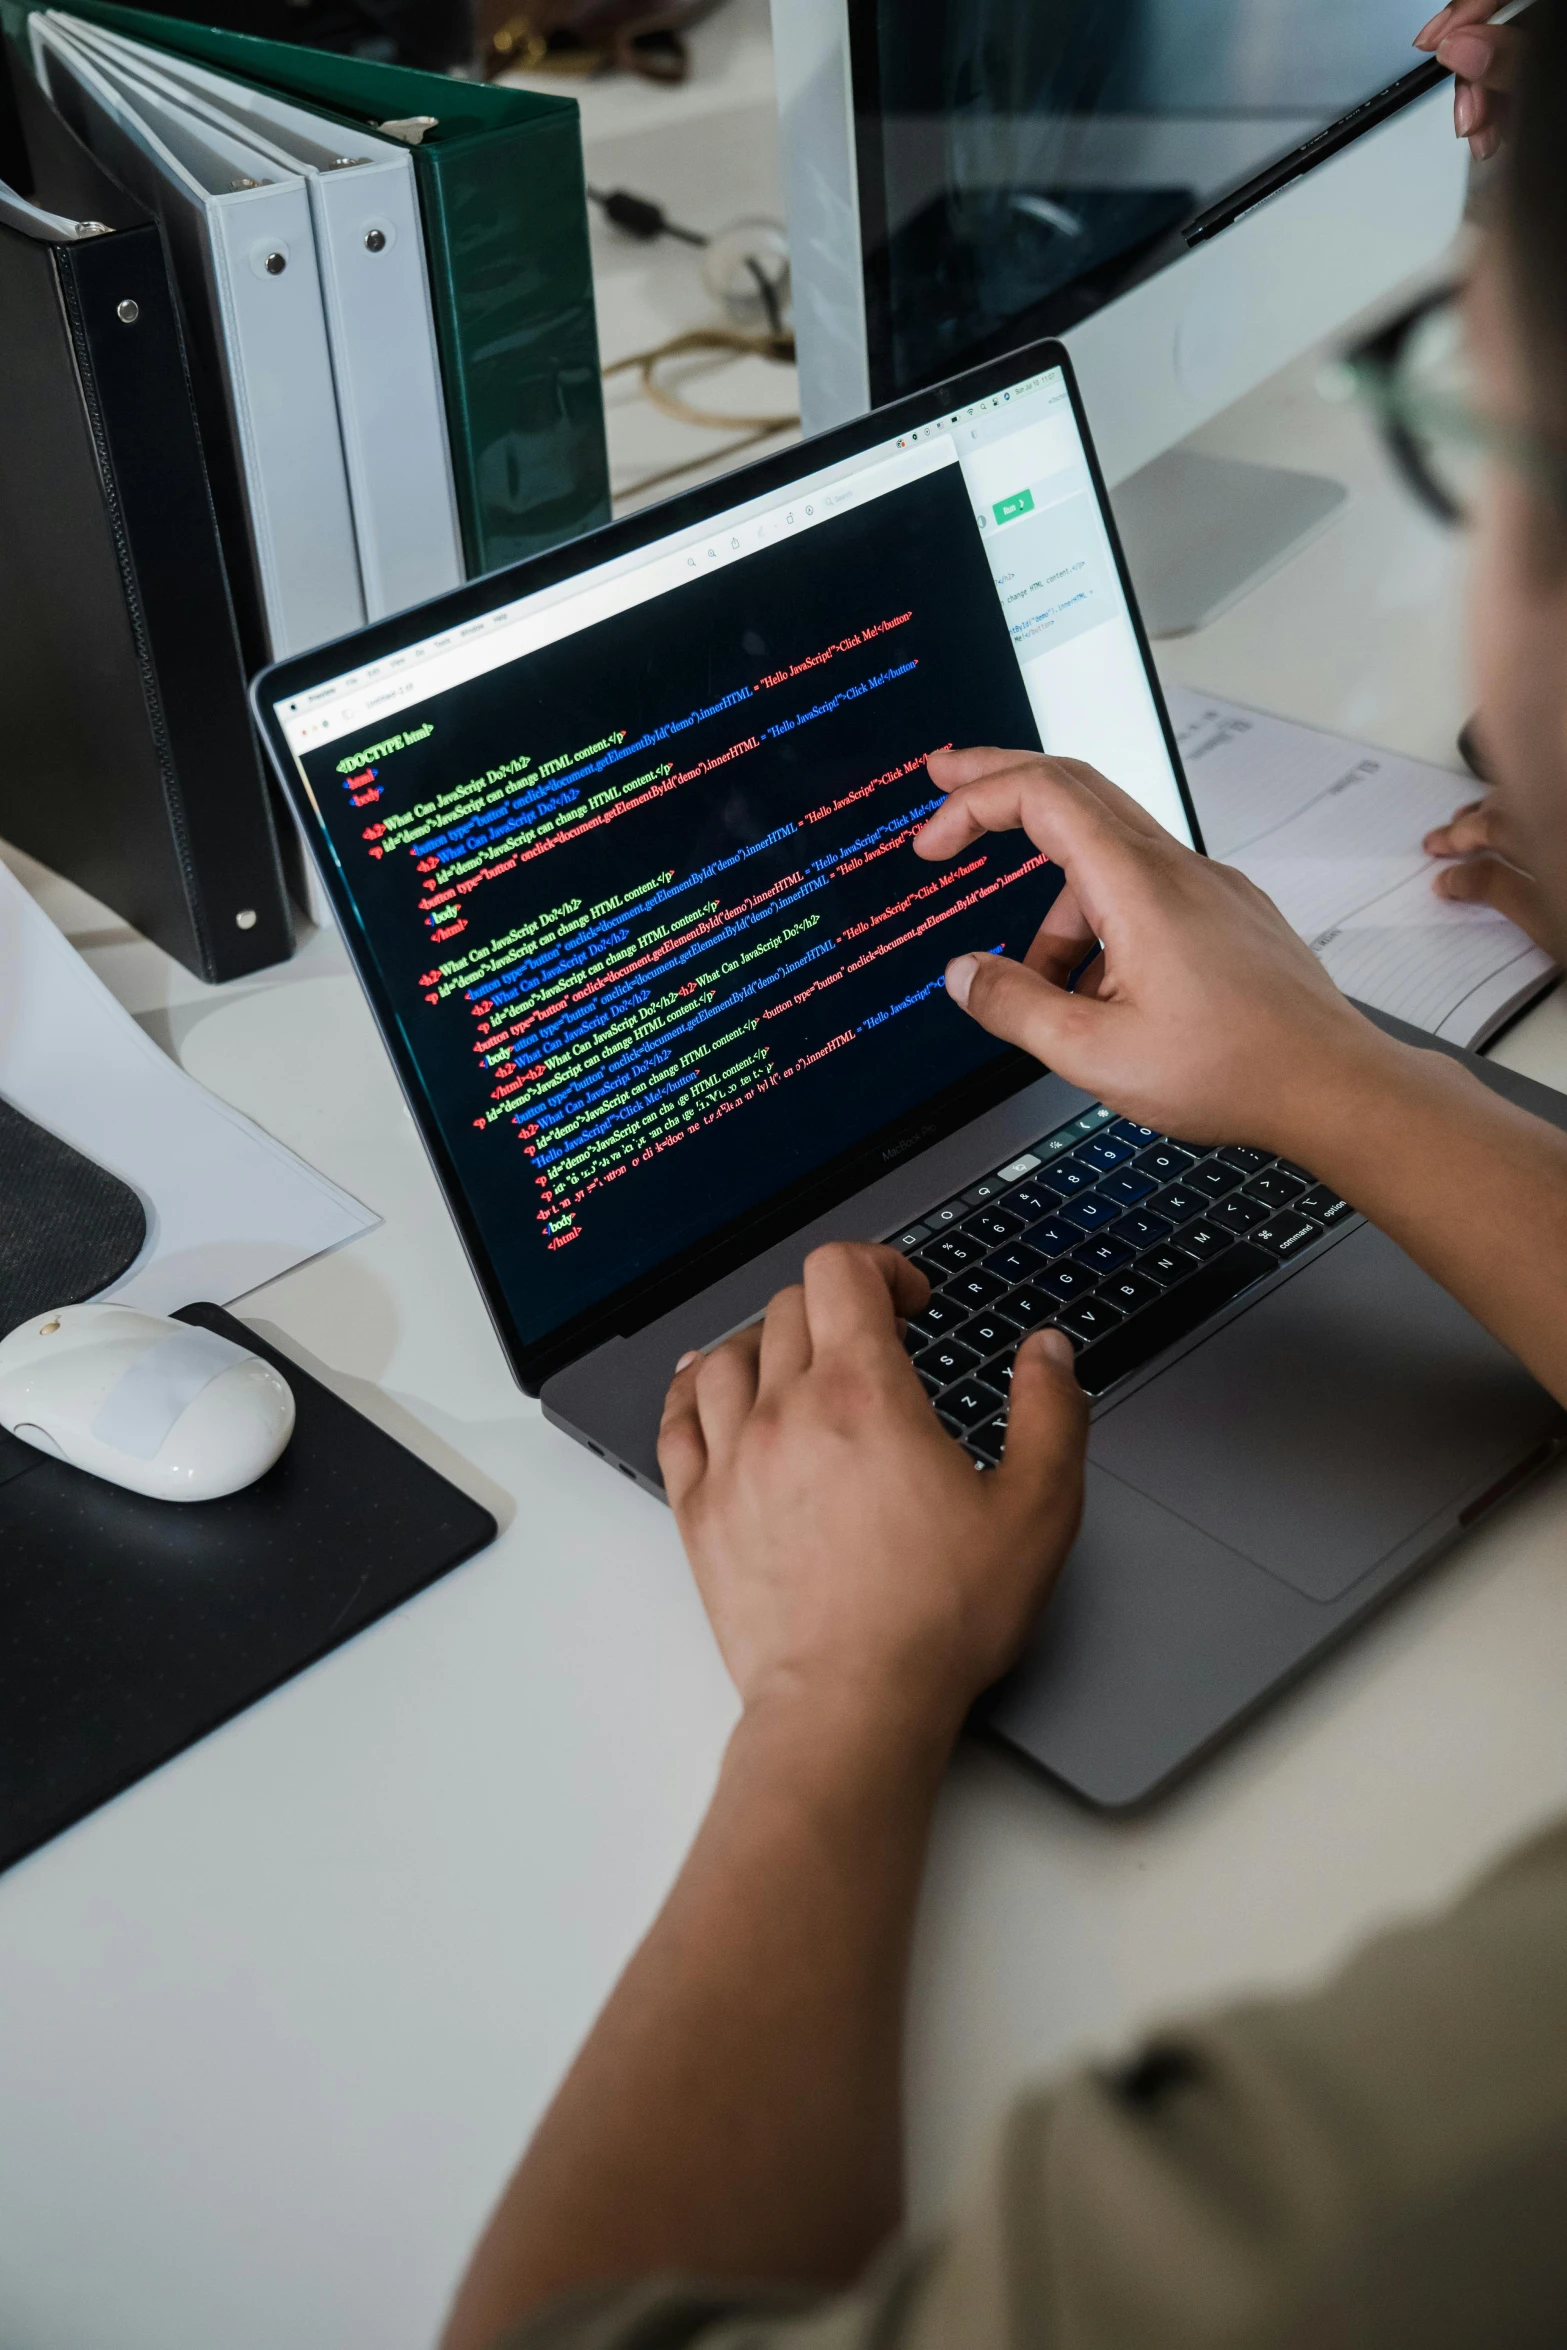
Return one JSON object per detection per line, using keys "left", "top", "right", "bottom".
{"left": 886, "top": 1102, "right": 1355, "bottom": 1467}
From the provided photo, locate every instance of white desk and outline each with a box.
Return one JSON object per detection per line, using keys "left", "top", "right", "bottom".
{"left": 5, "top": 36, "right": 1567, "bottom": 2350}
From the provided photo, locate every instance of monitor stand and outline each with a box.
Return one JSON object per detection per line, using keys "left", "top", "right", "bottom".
{"left": 1110, "top": 449, "right": 1347, "bottom": 640}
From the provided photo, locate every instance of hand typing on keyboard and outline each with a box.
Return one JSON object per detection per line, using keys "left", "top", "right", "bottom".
{"left": 657, "top": 1242, "right": 1086, "bottom": 1728}
{"left": 893, "top": 1103, "right": 1352, "bottom": 1431}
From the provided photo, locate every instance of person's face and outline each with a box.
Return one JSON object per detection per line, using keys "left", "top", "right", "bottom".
{"left": 1468, "top": 257, "right": 1567, "bottom": 959}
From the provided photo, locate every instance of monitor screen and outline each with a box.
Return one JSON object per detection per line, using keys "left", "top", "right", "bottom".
{"left": 853, "top": 0, "right": 1441, "bottom": 402}
{"left": 269, "top": 352, "right": 1191, "bottom": 1379}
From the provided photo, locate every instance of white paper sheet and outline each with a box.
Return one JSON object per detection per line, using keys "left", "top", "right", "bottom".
{"left": 1169, "top": 685, "right": 1558, "bottom": 1048}
{"left": 0, "top": 858, "right": 376, "bottom": 1315}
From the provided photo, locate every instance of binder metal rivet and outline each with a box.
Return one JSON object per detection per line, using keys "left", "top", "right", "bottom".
{"left": 235, "top": 909, "right": 258, "bottom": 930}
{"left": 364, "top": 228, "right": 386, "bottom": 253}
{"left": 116, "top": 299, "right": 139, "bottom": 324}
{"left": 263, "top": 252, "right": 287, "bottom": 276}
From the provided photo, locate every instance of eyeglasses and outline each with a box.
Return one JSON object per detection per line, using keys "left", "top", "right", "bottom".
{"left": 1338, "top": 281, "right": 1567, "bottom": 527}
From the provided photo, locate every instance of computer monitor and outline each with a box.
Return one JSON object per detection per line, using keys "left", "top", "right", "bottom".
{"left": 774, "top": 2, "right": 1469, "bottom": 630}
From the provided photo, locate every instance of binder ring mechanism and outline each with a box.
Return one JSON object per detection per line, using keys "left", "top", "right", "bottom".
{"left": 375, "top": 117, "right": 440, "bottom": 147}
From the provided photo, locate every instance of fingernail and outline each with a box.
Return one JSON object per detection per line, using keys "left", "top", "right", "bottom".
{"left": 1453, "top": 80, "right": 1479, "bottom": 134}
{"left": 675, "top": 1350, "right": 700, "bottom": 1372}
{"left": 1414, "top": 5, "right": 1451, "bottom": 45}
{"left": 1442, "top": 30, "right": 1491, "bottom": 76}
{"left": 1036, "top": 1328, "right": 1076, "bottom": 1367}
{"left": 945, "top": 954, "right": 978, "bottom": 1009}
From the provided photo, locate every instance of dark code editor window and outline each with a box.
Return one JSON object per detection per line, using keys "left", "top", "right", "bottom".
{"left": 302, "top": 463, "right": 1053, "bottom": 1347}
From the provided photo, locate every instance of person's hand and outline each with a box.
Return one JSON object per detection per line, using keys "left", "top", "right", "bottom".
{"left": 913, "top": 748, "right": 1393, "bottom": 1157}
{"left": 1424, "top": 791, "right": 1556, "bottom": 943}
{"left": 658, "top": 1243, "right": 1087, "bottom": 1737}
{"left": 1414, "top": 3, "right": 1516, "bottom": 162}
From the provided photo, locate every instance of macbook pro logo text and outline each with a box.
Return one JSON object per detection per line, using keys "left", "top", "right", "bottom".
{"left": 881, "top": 1125, "right": 936, "bottom": 1164}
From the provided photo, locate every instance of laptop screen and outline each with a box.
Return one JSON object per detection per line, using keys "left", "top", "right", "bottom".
{"left": 265, "top": 344, "right": 1194, "bottom": 1384}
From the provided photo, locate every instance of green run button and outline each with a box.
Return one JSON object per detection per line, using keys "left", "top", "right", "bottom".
{"left": 992, "top": 488, "right": 1035, "bottom": 525}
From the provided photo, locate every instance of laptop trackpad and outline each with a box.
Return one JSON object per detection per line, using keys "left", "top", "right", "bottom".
{"left": 1088, "top": 1222, "right": 1562, "bottom": 1603}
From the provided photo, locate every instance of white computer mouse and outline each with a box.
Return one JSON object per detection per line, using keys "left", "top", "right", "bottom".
{"left": 0, "top": 1303, "right": 295, "bottom": 1502}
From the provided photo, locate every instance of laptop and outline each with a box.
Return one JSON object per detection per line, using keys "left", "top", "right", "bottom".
{"left": 252, "top": 336, "right": 1567, "bottom": 1809}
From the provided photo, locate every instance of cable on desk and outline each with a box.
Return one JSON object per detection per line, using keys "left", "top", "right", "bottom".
{"left": 589, "top": 186, "right": 798, "bottom": 503}
{"left": 588, "top": 186, "right": 707, "bottom": 246}
{"left": 603, "top": 326, "right": 798, "bottom": 504}
{"left": 606, "top": 326, "right": 795, "bottom": 428}
{"left": 587, "top": 184, "right": 792, "bottom": 337}
{"left": 608, "top": 419, "right": 798, "bottom": 504}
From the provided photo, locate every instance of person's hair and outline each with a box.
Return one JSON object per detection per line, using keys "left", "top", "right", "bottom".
{"left": 1503, "top": 0, "right": 1567, "bottom": 460}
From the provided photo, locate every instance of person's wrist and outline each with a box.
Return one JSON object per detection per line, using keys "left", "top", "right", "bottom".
{"left": 1247, "top": 1006, "right": 1414, "bottom": 1169}
{"left": 732, "top": 1660, "right": 967, "bottom": 1798}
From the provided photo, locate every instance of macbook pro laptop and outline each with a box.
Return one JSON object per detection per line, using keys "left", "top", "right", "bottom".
{"left": 253, "top": 337, "right": 1567, "bottom": 1809}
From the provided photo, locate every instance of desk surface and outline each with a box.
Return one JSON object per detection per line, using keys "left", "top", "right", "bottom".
{"left": 5, "top": 42, "right": 1567, "bottom": 2350}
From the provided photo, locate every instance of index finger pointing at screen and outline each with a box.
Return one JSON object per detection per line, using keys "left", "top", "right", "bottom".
{"left": 926, "top": 747, "right": 1171, "bottom": 844}
{"left": 912, "top": 757, "right": 1174, "bottom": 947}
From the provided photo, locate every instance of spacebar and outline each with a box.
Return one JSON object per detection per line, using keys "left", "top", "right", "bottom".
{"left": 1073, "top": 1243, "right": 1278, "bottom": 1398}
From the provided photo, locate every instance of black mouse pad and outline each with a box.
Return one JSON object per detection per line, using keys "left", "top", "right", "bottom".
{"left": 0, "top": 1094, "right": 148, "bottom": 1337}
{"left": 0, "top": 1304, "right": 497, "bottom": 1875}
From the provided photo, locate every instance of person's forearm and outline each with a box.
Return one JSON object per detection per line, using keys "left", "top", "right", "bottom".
{"left": 1272, "top": 1022, "right": 1567, "bottom": 1404}
{"left": 440, "top": 1685, "right": 956, "bottom": 2350}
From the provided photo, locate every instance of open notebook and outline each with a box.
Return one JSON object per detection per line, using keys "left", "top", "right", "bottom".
{"left": 1169, "top": 685, "right": 1558, "bottom": 1051}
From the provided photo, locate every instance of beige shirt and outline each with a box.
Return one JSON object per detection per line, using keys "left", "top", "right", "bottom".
{"left": 501, "top": 1817, "right": 1567, "bottom": 2350}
